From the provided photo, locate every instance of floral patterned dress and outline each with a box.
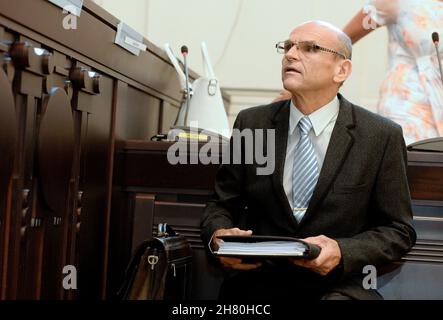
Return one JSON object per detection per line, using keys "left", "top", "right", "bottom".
{"left": 366, "top": 0, "right": 443, "bottom": 144}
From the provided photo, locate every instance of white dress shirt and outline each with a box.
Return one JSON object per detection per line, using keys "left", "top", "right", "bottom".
{"left": 283, "top": 96, "right": 340, "bottom": 210}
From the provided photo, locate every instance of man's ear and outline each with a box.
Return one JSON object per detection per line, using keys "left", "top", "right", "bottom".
{"left": 333, "top": 59, "right": 352, "bottom": 84}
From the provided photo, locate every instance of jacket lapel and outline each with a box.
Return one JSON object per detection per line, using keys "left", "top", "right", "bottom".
{"left": 270, "top": 100, "right": 300, "bottom": 228}
{"left": 297, "top": 94, "right": 356, "bottom": 228}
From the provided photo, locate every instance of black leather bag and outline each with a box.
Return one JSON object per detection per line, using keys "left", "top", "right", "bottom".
{"left": 117, "top": 224, "right": 193, "bottom": 300}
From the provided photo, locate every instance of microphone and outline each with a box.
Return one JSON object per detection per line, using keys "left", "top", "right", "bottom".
{"left": 181, "top": 45, "right": 188, "bottom": 56}
{"left": 432, "top": 32, "right": 443, "bottom": 85}
{"left": 181, "top": 45, "right": 191, "bottom": 125}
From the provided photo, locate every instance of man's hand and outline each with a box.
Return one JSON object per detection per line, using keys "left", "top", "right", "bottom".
{"left": 212, "top": 228, "right": 262, "bottom": 271}
{"left": 290, "top": 235, "right": 342, "bottom": 276}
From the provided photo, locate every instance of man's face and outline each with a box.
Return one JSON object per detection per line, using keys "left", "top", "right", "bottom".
{"left": 281, "top": 24, "right": 344, "bottom": 94}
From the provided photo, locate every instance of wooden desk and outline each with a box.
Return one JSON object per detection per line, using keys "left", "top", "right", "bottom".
{"left": 378, "top": 151, "right": 443, "bottom": 299}
{"left": 0, "top": 0, "right": 227, "bottom": 300}
{"left": 110, "top": 140, "right": 225, "bottom": 299}
{"left": 0, "top": 0, "right": 195, "bottom": 299}
{"left": 111, "top": 142, "right": 443, "bottom": 300}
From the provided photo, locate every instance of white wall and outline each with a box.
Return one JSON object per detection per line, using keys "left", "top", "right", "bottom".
{"left": 93, "top": 0, "right": 388, "bottom": 122}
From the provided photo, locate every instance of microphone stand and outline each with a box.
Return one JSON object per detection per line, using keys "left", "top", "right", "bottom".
{"left": 182, "top": 47, "right": 191, "bottom": 126}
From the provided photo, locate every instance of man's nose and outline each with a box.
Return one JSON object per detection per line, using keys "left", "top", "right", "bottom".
{"left": 284, "top": 44, "right": 301, "bottom": 60}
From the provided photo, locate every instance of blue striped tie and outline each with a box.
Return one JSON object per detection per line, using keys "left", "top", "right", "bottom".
{"left": 292, "top": 116, "right": 319, "bottom": 222}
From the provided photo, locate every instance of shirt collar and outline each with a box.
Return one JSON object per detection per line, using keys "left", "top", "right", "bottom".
{"left": 289, "top": 95, "right": 340, "bottom": 137}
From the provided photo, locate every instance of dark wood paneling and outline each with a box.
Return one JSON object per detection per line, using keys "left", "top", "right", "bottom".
{"left": 38, "top": 88, "right": 75, "bottom": 214}
{"left": 0, "top": 66, "right": 16, "bottom": 204}
{"left": 408, "top": 166, "right": 443, "bottom": 201}
{"left": 76, "top": 73, "right": 113, "bottom": 299}
{"left": 115, "top": 85, "right": 161, "bottom": 141}
{"left": 111, "top": 144, "right": 443, "bottom": 300}
{"left": 378, "top": 152, "right": 443, "bottom": 299}
{"left": 110, "top": 141, "right": 226, "bottom": 299}
{"left": 1, "top": 0, "right": 188, "bottom": 300}
{"left": 8, "top": 71, "right": 42, "bottom": 299}
{"left": 0, "top": 65, "right": 17, "bottom": 299}
{"left": 407, "top": 151, "right": 443, "bottom": 201}
{"left": 107, "top": 190, "right": 134, "bottom": 299}
{"left": 37, "top": 84, "right": 75, "bottom": 300}
{"left": 0, "top": 0, "right": 193, "bottom": 104}
{"left": 114, "top": 141, "right": 221, "bottom": 190}
{"left": 160, "top": 101, "right": 180, "bottom": 134}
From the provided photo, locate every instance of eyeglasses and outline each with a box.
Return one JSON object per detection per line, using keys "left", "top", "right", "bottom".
{"left": 275, "top": 40, "right": 347, "bottom": 60}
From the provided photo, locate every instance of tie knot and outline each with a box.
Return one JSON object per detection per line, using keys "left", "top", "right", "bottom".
{"left": 298, "top": 116, "right": 313, "bottom": 135}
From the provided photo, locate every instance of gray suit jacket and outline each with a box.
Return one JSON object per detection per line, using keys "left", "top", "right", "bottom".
{"left": 201, "top": 94, "right": 416, "bottom": 299}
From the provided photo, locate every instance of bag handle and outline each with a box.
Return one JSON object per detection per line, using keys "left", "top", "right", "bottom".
{"left": 201, "top": 42, "right": 216, "bottom": 79}
{"left": 201, "top": 42, "right": 219, "bottom": 96}
{"left": 157, "top": 223, "right": 177, "bottom": 237}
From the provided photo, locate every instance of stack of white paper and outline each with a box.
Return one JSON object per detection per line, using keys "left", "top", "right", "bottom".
{"left": 216, "top": 240, "right": 307, "bottom": 257}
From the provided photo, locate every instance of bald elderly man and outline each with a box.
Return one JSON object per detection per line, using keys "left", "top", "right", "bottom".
{"left": 201, "top": 21, "right": 416, "bottom": 300}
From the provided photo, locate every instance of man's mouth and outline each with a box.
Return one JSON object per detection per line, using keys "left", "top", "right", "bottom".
{"left": 284, "top": 66, "right": 301, "bottom": 74}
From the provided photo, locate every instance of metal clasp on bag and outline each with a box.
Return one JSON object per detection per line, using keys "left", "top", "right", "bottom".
{"left": 157, "top": 223, "right": 168, "bottom": 237}
{"left": 147, "top": 255, "right": 159, "bottom": 270}
{"left": 207, "top": 79, "right": 218, "bottom": 96}
{"left": 181, "top": 87, "right": 193, "bottom": 100}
